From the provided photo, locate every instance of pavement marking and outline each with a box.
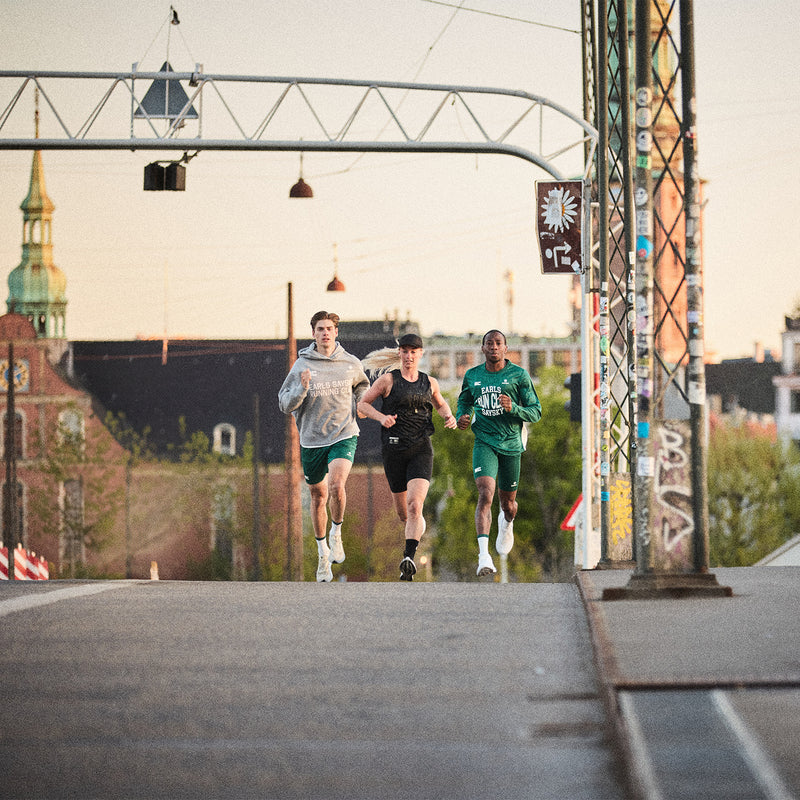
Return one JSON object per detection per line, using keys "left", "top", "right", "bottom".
{"left": 618, "top": 691, "right": 665, "bottom": 800}
{"left": 0, "top": 582, "right": 129, "bottom": 618}
{"left": 711, "top": 690, "right": 796, "bottom": 800}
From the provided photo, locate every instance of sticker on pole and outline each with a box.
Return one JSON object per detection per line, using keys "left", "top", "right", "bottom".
{"left": 535, "top": 180, "right": 584, "bottom": 275}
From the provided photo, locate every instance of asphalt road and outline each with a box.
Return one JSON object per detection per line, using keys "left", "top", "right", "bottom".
{"left": 0, "top": 580, "right": 625, "bottom": 800}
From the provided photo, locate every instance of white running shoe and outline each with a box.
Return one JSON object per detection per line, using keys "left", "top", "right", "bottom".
{"left": 329, "top": 530, "right": 346, "bottom": 563}
{"left": 316, "top": 553, "right": 333, "bottom": 582}
{"left": 496, "top": 513, "right": 514, "bottom": 555}
{"left": 399, "top": 557, "right": 417, "bottom": 581}
{"left": 477, "top": 552, "right": 496, "bottom": 577}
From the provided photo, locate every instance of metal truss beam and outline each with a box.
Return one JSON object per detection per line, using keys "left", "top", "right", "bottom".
{"left": 0, "top": 70, "right": 597, "bottom": 180}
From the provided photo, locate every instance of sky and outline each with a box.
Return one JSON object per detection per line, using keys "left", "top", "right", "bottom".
{"left": 0, "top": 0, "right": 798, "bottom": 360}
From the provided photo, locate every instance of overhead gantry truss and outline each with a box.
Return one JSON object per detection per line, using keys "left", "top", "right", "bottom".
{"left": 0, "top": 70, "right": 597, "bottom": 180}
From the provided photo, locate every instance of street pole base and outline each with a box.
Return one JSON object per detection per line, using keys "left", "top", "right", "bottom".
{"left": 601, "top": 571, "right": 733, "bottom": 601}
{"left": 595, "top": 558, "right": 636, "bottom": 570}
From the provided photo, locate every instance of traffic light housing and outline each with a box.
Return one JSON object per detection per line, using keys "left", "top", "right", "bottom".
{"left": 143, "top": 161, "right": 186, "bottom": 191}
{"left": 565, "top": 371, "right": 581, "bottom": 422}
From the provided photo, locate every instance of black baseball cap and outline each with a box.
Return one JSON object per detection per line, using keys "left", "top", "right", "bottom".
{"left": 398, "top": 333, "right": 423, "bottom": 349}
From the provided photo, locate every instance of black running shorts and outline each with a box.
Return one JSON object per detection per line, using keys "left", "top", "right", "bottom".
{"left": 381, "top": 437, "right": 434, "bottom": 493}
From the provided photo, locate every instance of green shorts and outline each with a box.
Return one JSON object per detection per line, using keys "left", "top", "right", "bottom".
{"left": 472, "top": 441, "right": 521, "bottom": 492}
{"left": 301, "top": 436, "right": 358, "bottom": 485}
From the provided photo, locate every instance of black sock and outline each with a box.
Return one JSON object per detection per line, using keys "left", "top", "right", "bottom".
{"left": 404, "top": 539, "right": 419, "bottom": 559}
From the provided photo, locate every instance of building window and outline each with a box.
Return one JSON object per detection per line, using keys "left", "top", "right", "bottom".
{"left": 60, "top": 478, "right": 85, "bottom": 575}
{"left": 213, "top": 423, "right": 236, "bottom": 456}
{"left": 506, "top": 349, "right": 523, "bottom": 366}
{"left": 429, "top": 352, "right": 451, "bottom": 382}
{"left": 1, "top": 480, "right": 24, "bottom": 547}
{"left": 58, "top": 408, "right": 85, "bottom": 448}
{"left": 793, "top": 342, "right": 800, "bottom": 374}
{"left": 1, "top": 411, "right": 24, "bottom": 460}
{"left": 455, "top": 351, "right": 474, "bottom": 380}
{"left": 553, "top": 350, "right": 573, "bottom": 371}
{"left": 791, "top": 390, "right": 800, "bottom": 415}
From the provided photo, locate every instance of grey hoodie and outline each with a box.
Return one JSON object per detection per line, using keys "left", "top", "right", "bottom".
{"left": 278, "top": 342, "right": 369, "bottom": 448}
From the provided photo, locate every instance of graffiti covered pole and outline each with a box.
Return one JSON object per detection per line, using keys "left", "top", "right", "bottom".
{"left": 595, "top": 0, "right": 612, "bottom": 565}
{"left": 631, "top": 0, "right": 656, "bottom": 576}
{"left": 680, "top": 0, "right": 711, "bottom": 573}
{"left": 603, "top": 0, "right": 729, "bottom": 600}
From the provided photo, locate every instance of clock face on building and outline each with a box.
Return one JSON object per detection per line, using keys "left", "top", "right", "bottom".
{"left": 0, "top": 358, "right": 30, "bottom": 391}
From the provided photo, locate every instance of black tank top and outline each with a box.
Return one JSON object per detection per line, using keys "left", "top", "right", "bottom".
{"left": 380, "top": 370, "right": 434, "bottom": 448}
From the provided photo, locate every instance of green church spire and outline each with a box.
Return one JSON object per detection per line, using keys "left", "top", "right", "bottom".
{"left": 7, "top": 91, "right": 67, "bottom": 338}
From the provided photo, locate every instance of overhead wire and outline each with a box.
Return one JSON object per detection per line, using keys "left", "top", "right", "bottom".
{"left": 419, "top": 0, "right": 581, "bottom": 35}
{"left": 324, "top": 0, "right": 467, "bottom": 177}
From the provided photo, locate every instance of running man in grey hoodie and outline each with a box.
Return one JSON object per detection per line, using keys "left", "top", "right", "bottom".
{"left": 278, "top": 311, "right": 369, "bottom": 582}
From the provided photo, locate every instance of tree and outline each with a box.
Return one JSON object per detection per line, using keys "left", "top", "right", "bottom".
{"left": 427, "top": 366, "right": 582, "bottom": 581}
{"left": 30, "top": 403, "right": 126, "bottom": 578}
{"left": 516, "top": 367, "right": 583, "bottom": 580}
{"left": 708, "top": 418, "right": 800, "bottom": 566}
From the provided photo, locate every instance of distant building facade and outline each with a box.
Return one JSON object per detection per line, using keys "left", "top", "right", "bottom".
{"left": 773, "top": 315, "right": 800, "bottom": 443}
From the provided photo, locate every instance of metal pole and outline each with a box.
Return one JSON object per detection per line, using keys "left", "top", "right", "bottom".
{"left": 4, "top": 341, "right": 17, "bottom": 579}
{"left": 603, "top": 0, "right": 729, "bottom": 599}
{"left": 679, "top": 0, "right": 711, "bottom": 572}
{"left": 581, "top": 0, "right": 597, "bottom": 166}
{"left": 125, "top": 458, "right": 132, "bottom": 578}
{"left": 580, "top": 186, "right": 598, "bottom": 568}
{"left": 251, "top": 392, "right": 261, "bottom": 580}
{"left": 617, "top": 0, "right": 639, "bottom": 561}
{"left": 631, "top": 0, "right": 656, "bottom": 576}
{"left": 285, "top": 283, "right": 304, "bottom": 580}
{"left": 596, "top": 0, "right": 612, "bottom": 565}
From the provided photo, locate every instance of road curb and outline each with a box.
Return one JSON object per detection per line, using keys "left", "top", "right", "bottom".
{"left": 575, "top": 569, "right": 646, "bottom": 800}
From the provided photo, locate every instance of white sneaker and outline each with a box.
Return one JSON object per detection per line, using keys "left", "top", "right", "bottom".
{"left": 477, "top": 552, "right": 496, "bottom": 577}
{"left": 399, "top": 557, "right": 417, "bottom": 581}
{"left": 496, "top": 513, "right": 514, "bottom": 555}
{"left": 316, "top": 553, "right": 333, "bottom": 582}
{"left": 329, "top": 530, "right": 346, "bottom": 563}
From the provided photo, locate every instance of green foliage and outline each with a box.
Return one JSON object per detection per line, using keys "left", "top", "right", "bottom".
{"left": 168, "top": 416, "right": 214, "bottom": 463}
{"left": 185, "top": 547, "right": 233, "bottom": 581}
{"left": 708, "top": 423, "right": 800, "bottom": 566}
{"left": 365, "top": 507, "right": 428, "bottom": 581}
{"left": 104, "top": 412, "right": 154, "bottom": 463}
{"left": 61, "top": 562, "right": 125, "bottom": 580}
{"left": 518, "top": 368, "right": 583, "bottom": 580}
{"left": 30, "top": 403, "right": 125, "bottom": 578}
{"left": 427, "top": 366, "right": 582, "bottom": 581}
{"left": 427, "top": 390, "right": 482, "bottom": 580}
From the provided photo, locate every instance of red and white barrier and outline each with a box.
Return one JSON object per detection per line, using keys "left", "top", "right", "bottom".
{"left": 14, "top": 544, "right": 30, "bottom": 580}
{"left": 36, "top": 554, "right": 49, "bottom": 580}
{"left": 0, "top": 542, "right": 49, "bottom": 580}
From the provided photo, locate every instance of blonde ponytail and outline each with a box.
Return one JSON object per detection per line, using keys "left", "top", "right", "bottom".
{"left": 361, "top": 347, "right": 401, "bottom": 375}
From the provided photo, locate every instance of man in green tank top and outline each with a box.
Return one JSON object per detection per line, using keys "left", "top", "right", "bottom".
{"left": 456, "top": 330, "right": 542, "bottom": 576}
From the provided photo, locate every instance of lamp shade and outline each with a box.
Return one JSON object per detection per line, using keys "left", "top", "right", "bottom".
{"left": 289, "top": 177, "right": 313, "bottom": 198}
{"left": 326, "top": 274, "right": 345, "bottom": 292}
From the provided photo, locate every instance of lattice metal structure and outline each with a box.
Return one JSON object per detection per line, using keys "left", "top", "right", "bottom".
{"left": 597, "top": 0, "right": 638, "bottom": 565}
{"left": 581, "top": 0, "right": 638, "bottom": 567}
{"left": 0, "top": 70, "right": 596, "bottom": 181}
{"left": 587, "top": 0, "right": 723, "bottom": 589}
{"left": 590, "top": 0, "right": 725, "bottom": 595}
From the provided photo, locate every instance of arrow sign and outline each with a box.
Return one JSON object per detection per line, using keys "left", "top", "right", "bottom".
{"left": 535, "top": 180, "right": 584, "bottom": 275}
